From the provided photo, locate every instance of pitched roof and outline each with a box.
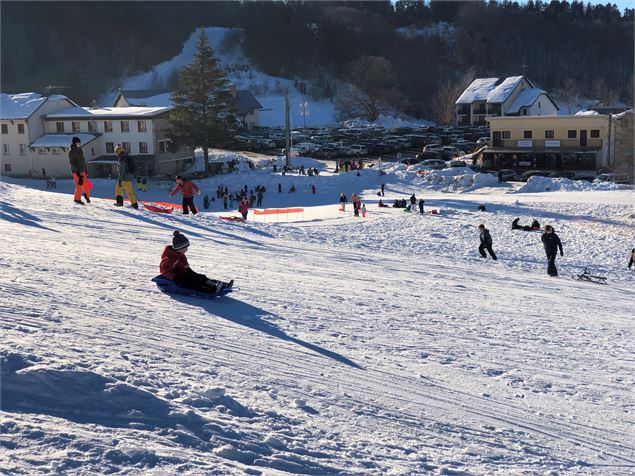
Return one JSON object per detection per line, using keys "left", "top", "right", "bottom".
{"left": 233, "top": 90, "right": 262, "bottom": 116}
{"left": 30, "top": 133, "right": 98, "bottom": 148}
{"left": 0, "top": 93, "right": 76, "bottom": 120}
{"left": 46, "top": 106, "right": 172, "bottom": 119}
{"left": 506, "top": 88, "right": 559, "bottom": 113}
{"left": 456, "top": 76, "right": 534, "bottom": 105}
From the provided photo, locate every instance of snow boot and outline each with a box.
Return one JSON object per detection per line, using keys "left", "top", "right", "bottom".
{"left": 114, "top": 195, "right": 124, "bottom": 207}
{"left": 74, "top": 200, "right": 85, "bottom": 205}
{"left": 83, "top": 193, "right": 91, "bottom": 204}
{"left": 131, "top": 202, "right": 139, "bottom": 209}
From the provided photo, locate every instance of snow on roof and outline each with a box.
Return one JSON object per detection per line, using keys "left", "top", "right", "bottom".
{"left": 485, "top": 76, "right": 525, "bottom": 104}
{"left": 1, "top": 93, "right": 47, "bottom": 119}
{"left": 124, "top": 93, "right": 173, "bottom": 108}
{"left": 46, "top": 106, "right": 172, "bottom": 119}
{"left": 574, "top": 110, "right": 601, "bottom": 116}
{"left": 455, "top": 78, "right": 500, "bottom": 104}
{"left": 30, "top": 133, "right": 97, "bottom": 148}
{"left": 506, "top": 88, "right": 546, "bottom": 114}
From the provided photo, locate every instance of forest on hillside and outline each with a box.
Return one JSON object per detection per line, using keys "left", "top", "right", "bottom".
{"left": 2, "top": 1, "right": 633, "bottom": 119}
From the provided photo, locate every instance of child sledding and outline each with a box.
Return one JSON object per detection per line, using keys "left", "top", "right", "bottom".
{"left": 153, "top": 231, "right": 234, "bottom": 297}
{"left": 511, "top": 217, "right": 542, "bottom": 231}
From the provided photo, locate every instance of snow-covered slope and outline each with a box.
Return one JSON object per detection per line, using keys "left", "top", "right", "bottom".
{"left": 1, "top": 173, "right": 634, "bottom": 475}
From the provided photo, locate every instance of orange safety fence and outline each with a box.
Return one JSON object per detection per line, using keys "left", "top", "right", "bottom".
{"left": 253, "top": 207, "right": 304, "bottom": 215}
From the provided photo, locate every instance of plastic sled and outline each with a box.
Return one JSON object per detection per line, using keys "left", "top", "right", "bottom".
{"left": 152, "top": 275, "right": 234, "bottom": 298}
{"left": 142, "top": 202, "right": 174, "bottom": 214}
{"left": 220, "top": 216, "right": 245, "bottom": 222}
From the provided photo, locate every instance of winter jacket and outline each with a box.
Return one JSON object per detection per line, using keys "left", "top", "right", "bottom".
{"left": 68, "top": 144, "right": 86, "bottom": 174}
{"left": 339, "top": 194, "right": 347, "bottom": 203}
{"left": 117, "top": 153, "right": 135, "bottom": 182}
{"left": 160, "top": 246, "right": 190, "bottom": 280}
{"left": 541, "top": 232, "right": 563, "bottom": 255}
{"left": 170, "top": 180, "right": 200, "bottom": 198}
{"left": 479, "top": 229, "right": 493, "bottom": 245}
{"left": 238, "top": 200, "right": 249, "bottom": 214}
{"left": 628, "top": 248, "right": 635, "bottom": 269}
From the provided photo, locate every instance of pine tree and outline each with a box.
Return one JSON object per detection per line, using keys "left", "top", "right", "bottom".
{"left": 169, "top": 30, "right": 236, "bottom": 171}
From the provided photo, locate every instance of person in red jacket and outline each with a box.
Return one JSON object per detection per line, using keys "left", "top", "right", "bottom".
{"left": 160, "top": 231, "right": 233, "bottom": 293}
{"left": 238, "top": 198, "right": 249, "bottom": 220}
{"left": 169, "top": 175, "right": 200, "bottom": 215}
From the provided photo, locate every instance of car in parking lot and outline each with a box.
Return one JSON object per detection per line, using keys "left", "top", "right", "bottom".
{"left": 496, "top": 169, "right": 520, "bottom": 181}
{"left": 520, "top": 170, "right": 551, "bottom": 181}
{"left": 572, "top": 173, "right": 597, "bottom": 182}
{"left": 594, "top": 173, "right": 630, "bottom": 184}
{"left": 347, "top": 144, "right": 368, "bottom": 156}
{"left": 421, "top": 159, "right": 447, "bottom": 170}
{"left": 415, "top": 151, "right": 443, "bottom": 162}
{"left": 548, "top": 171, "right": 576, "bottom": 179}
{"left": 448, "top": 160, "right": 467, "bottom": 168}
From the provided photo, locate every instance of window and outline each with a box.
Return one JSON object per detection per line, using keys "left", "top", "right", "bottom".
{"left": 39, "top": 148, "right": 46, "bottom": 154}
{"left": 120, "top": 121, "right": 130, "bottom": 133}
{"left": 538, "top": 101, "right": 541, "bottom": 108}
{"left": 137, "top": 120, "right": 147, "bottom": 132}
{"left": 91, "top": 147, "right": 95, "bottom": 155}
{"left": 72, "top": 121, "right": 80, "bottom": 133}
{"left": 159, "top": 141, "right": 167, "bottom": 153}
{"left": 502, "top": 131, "right": 511, "bottom": 139}
{"left": 104, "top": 121, "right": 113, "bottom": 132}
{"left": 522, "top": 109, "right": 528, "bottom": 115}
{"left": 123, "top": 141, "right": 131, "bottom": 153}
{"left": 567, "top": 130, "right": 577, "bottom": 139}
{"left": 19, "top": 144, "right": 27, "bottom": 155}
{"left": 17, "top": 123, "right": 25, "bottom": 134}
{"left": 2, "top": 144, "right": 9, "bottom": 154}
{"left": 590, "top": 129, "right": 600, "bottom": 138}
{"left": 523, "top": 130, "right": 532, "bottom": 139}
{"left": 1, "top": 124, "right": 7, "bottom": 134}
{"left": 139, "top": 141, "right": 148, "bottom": 154}
{"left": 4, "top": 163, "right": 11, "bottom": 172}
{"left": 88, "top": 121, "right": 97, "bottom": 133}
{"left": 56, "top": 122, "right": 65, "bottom": 133}
{"left": 52, "top": 148, "right": 60, "bottom": 155}
{"left": 106, "top": 142, "right": 114, "bottom": 154}
{"left": 545, "top": 130, "right": 555, "bottom": 139}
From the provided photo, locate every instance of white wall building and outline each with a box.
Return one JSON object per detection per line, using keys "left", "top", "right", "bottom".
{"left": 455, "top": 76, "right": 559, "bottom": 126}
{"left": 0, "top": 93, "right": 77, "bottom": 177}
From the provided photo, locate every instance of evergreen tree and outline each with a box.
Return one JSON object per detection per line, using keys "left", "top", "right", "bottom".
{"left": 169, "top": 30, "right": 236, "bottom": 171}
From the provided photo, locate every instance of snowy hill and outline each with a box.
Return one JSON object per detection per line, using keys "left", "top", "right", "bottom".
{"left": 104, "top": 27, "right": 431, "bottom": 128}
{"left": 1, "top": 169, "right": 634, "bottom": 474}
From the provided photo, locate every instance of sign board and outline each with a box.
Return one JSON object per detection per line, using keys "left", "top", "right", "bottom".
{"left": 519, "top": 161, "right": 532, "bottom": 166}
{"left": 545, "top": 140, "right": 560, "bottom": 147}
{"left": 517, "top": 140, "right": 533, "bottom": 148}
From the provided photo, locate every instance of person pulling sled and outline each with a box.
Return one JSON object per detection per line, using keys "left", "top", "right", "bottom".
{"left": 159, "top": 231, "right": 233, "bottom": 294}
{"left": 114, "top": 145, "right": 139, "bottom": 209}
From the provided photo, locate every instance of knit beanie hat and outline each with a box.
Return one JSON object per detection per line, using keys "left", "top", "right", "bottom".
{"left": 71, "top": 136, "right": 81, "bottom": 144}
{"left": 172, "top": 230, "right": 190, "bottom": 250}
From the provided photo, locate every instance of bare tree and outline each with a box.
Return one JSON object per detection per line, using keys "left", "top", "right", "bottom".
{"left": 592, "top": 78, "right": 618, "bottom": 107}
{"left": 554, "top": 78, "right": 581, "bottom": 114}
{"left": 335, "top": 56, "right": 404, "bottom": 122}
{"left": 432, "top": 66, "right": 476, "bottom": 125}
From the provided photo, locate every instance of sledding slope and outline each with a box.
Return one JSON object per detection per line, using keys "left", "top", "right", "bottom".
{"left": 1, "top": 181, "right": 634, "bottom": 475}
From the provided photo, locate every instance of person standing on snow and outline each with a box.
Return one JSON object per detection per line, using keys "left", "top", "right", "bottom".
{"left": 628, "top": 248, "right": 635, "bottom": 270}
{"left": 160, "top": 231, "right": 232, "bottom": 293}
{"left": 68, "top": 136, "right": 91, "bottom": 205}
{"left": 351, "top": 193, "right": 360, "bottom": 217}
{"left": 339, "top": 192, "right": 347, "bottom": 211}
{"left": 361, "top": 203, "right": 366, "bottom": 218}
{"left": 114, "top": 145, "right": 139, "bottom": 209}
{"left": 170, "top": 175, "right": 200, "bottom": 215}
{"left": 409, "top": 193, "right": 417, "bottom": 212}
{"left": 541, "top": 225, "right": 563, "bottom": 276}
{"left": 418, "top": 198, "right": 425, "bottom": 214}
{"left": 478, "top": 224, "right": 497, "bottom": 260}
{"left": 239, "top": 198, "right": 249, "bottom": 220}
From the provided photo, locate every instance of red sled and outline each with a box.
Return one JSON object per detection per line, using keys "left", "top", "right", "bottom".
{"left": 220, "top": 216, "right": 245, "bottom": 222}
{"left": 142, "top": 202, "right": 174, "bottom": 214}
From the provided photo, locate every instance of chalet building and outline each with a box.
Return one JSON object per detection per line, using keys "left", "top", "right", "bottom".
{"left": 456, "top": 76, "right": 559, "bottom": 126}
{"left": 0, "top": 93, "right": 78, "bottom": 176}
{"left": 483, "top": 113, "right": 631, "bottom": 174}
{"left": 113, "top": 86, "right": 263, "bottom": 129}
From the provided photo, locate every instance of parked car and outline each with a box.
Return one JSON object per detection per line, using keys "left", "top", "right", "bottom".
{"left": 476, "top": 137, "right": 490, "bottom": 147}
{"left": 421, "top": 159, "right": 447, "bottom": 170}
{"left": 548, "top": 171, "right": 576, "bottom": 179}
{"left": 416, "top": 151, "right": 443, "bottom": 161}
{"left": 423, "top": 143, "right": 442, "bottom": 152}
{"left": 520, "top": 170, "right": 551, "bottom": 181}
{"left": 594, "top": 173, "right": 630, "bottom": 184}
{"left": 348, "top": 144, "right": 368, "bottom": 156}
{"left": 448, "top": 160, "right": 467, "bottom": 168}
{"left": 496, "top": 169, "right": 520, "bottom": 181}
{"left": 573, "top": 173, "right": 597, "bottom": 182}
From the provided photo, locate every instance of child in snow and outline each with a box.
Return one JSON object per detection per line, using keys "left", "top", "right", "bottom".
{"left": 169, "top": 175, "right": 200, "bottom": 215}
{"left": 361, "top": 203, "right": 366, "bottom": 218}
{"left": 478, "top": 224, "right": 497, "bottom": 260}
{"left": 339, "top": 193, "right": 347, "bottom": 211}
{"left": 512, "top": 217, "right": 541, "bottom": 231}
{"left": 239, "top": 198, "right": 249, "bottom": 220}
{"left": 541, "top": 225, "right": 563, "bottom": 276}
{"left": 160, "top": 231, "right": 232, "bottom": 293}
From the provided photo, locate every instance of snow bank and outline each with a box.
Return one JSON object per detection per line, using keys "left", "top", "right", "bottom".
{"left": 515, "top": 176, "right": 621, "bottom": 193}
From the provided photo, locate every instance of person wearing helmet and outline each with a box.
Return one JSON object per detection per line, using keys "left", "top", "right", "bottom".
{"left": 114, "top": 144, "right": 139, "bottom": 209}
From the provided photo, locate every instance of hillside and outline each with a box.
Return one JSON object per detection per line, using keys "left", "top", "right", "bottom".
{"left": 1, "top": 166, "right": 634, "bottom": 474}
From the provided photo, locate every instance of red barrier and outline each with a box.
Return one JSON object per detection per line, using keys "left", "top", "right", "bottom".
{"left": 253, "top": 207, "right": 304, "bottom": 215}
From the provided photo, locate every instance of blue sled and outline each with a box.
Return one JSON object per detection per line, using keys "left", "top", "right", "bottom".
{"left": 152, "top": 275, "right": 234, "bottom": 298}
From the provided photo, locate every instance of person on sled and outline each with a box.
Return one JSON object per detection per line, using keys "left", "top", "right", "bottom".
{"left": 160, "top": 231, "right": 233, "bottom": 293}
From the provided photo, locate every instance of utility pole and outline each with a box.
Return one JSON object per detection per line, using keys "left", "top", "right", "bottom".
{"left": 284, "top": 88, "right": 291, "bottom": 169}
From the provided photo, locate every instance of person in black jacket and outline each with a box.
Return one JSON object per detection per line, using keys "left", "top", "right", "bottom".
{"left": 541, "top": 225, "right": 563, "bottom": 276}
{"left": 628, "top": 248, "right": 635, "bottom": 270}
{"left": 477, "top": 224, "right": 497, "bottom": 260}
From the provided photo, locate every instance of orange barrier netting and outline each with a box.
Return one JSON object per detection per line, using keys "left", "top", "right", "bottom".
{"left": 253, "top": 207, "right": 304, "bottom": 215}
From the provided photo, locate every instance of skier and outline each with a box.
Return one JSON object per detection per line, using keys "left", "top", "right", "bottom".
{"left": 418, "top": 198, "right": 425, "bottom": 214}
{"left": 160, "top": 231, "right": 232, "bottom": 293}
{"left": 541, "top": 225, "right": 563, "bottom": 276}
{"left": 114, "top": 145, "right": 139, "bottom": 209}
{"left": 68, "top": 136, "right": 91, "bottom": 205}
{"left": 478, "top": 224, "right": 497, "bottom": 260}
{"left": 339, "top": 192, "right": 347, "bottom": 211}
{"left": 239, "top": 198, "right": 249, "bottom": 220}
{"left": 169, "top": 175, "right": 200, "bottom": 215}
{"left": 628, "top": 248, "right": 635, "bottom": 270}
